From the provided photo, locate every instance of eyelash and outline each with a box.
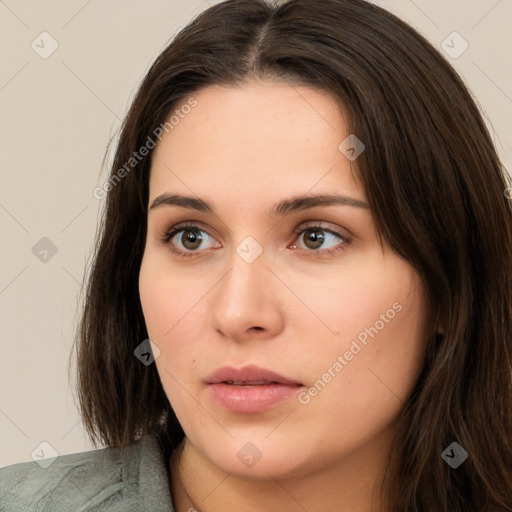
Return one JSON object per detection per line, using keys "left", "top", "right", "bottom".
{"left": 158, "top": 222, "right": 351, "bottom": 258}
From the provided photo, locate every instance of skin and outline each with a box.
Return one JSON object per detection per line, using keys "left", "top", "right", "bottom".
{"left": 138, "top": 79, "right": 432, "bottom": 512}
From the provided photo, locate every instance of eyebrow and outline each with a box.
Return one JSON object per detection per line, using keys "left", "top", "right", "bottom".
{"left": 149, "top": 192, "right": 370, "bottom": 216}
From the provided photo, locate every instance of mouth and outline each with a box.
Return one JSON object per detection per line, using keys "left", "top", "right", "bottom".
{"left": 205, "top": 364, "right": 304, "bottom": 414}
{"left": 205, "top": 364, "right": 303, "bottom": 387}
{"left": 220, "top": 380, "right": 296, "bottom": 386}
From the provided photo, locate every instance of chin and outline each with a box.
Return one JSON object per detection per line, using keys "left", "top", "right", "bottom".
{"left": 191, "top": 434, "right": 314, "bottom": 481}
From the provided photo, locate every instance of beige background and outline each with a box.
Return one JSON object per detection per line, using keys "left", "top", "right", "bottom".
{"left": 1, "top": 0, "right": 511, "bottom": 466}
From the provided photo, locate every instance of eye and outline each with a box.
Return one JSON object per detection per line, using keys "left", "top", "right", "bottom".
{"left": 291, "top": 222, "right": 351, "bottom": 255}
{"left": 159, "top": 221, "right": 351, "bottom": 257}
{"left": 159, "top": 222, "right": 220, "bottom": 257}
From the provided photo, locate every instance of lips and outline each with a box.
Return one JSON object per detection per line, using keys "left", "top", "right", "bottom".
{"left": 205, "top": 364, "right": 303, "bottom": 387}
{"left": 205, "top": 364, "right": 304, "bottom": 413}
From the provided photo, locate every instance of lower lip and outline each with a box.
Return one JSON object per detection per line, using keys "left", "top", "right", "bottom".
{"left": 208, "top": 383, "right": 302, "bottom": 413}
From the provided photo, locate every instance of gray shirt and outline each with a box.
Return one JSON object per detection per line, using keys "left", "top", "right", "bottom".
{"left": 0, "top": 434, "right": 176, "bottom": 511}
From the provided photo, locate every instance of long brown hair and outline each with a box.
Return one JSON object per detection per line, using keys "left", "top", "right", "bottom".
{"left": 72, "top": 0, "right": 512, "bottom": 509}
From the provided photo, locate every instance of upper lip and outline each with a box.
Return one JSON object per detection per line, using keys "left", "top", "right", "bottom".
{"left": 205, "top": 364, "right": 303, "bottom": 386}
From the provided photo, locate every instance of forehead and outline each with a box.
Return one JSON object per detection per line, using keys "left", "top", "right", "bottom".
{"left": 149, "top": 81, "right": 365, "bottom": 205}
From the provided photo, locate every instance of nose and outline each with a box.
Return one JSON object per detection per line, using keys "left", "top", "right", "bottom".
{"left": 208, "top": 247, "right": 285, "bottom": 343}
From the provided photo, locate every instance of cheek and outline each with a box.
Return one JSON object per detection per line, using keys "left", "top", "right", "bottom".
{"left": 296, "top": 262, "right": 411, "bottom": 366}
{"left": 139, "top": 252, "right": 203, "bottom": 342}
{"left": 295, "top": 258, "right": 428, "bottom": 421}
{"left": 139, "top": 253, "right": 207, "bottom": 396}
{"left": 139, "top": 249, "right": 171, "bottom": 318}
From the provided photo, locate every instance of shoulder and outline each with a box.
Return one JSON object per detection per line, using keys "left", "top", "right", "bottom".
{"left": 0, "top": 434, "right": 175, "bottom": 511}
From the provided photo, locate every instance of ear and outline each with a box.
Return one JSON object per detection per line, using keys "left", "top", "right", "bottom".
{"left": 434, "top": 311, "right": 444, "bottom": 336}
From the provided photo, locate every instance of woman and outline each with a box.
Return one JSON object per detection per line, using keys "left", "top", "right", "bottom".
{"left": 1, "top": 0, "right": 511, "bottom": 510}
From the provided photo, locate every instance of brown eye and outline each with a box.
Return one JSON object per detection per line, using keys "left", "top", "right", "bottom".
{"left": 301, "top": 228, "right": 326, "bottom": 250}
{"left": 159, "top": 222, "right": 220, "bottom": 257}
{"left": 292, "top": 223, "right": 351, "bottom": 255}
{"left": 177, "top": 228, "right": 203, "bottom": 250}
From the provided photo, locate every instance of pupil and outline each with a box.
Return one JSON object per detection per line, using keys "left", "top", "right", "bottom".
{"left": 183, "top": 230, "right": 202, "bottom": 249}
{"left": 306, "top": 229, "right": 324, "bottom": 249}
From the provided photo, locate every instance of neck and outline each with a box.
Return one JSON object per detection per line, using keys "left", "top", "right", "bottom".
{"left": 169, "top": 432, "right": 393, "bottom": 512}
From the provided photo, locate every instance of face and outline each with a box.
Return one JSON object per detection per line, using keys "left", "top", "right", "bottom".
{"left": 139, "top": 80, "right": 430, "bottom": 481}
